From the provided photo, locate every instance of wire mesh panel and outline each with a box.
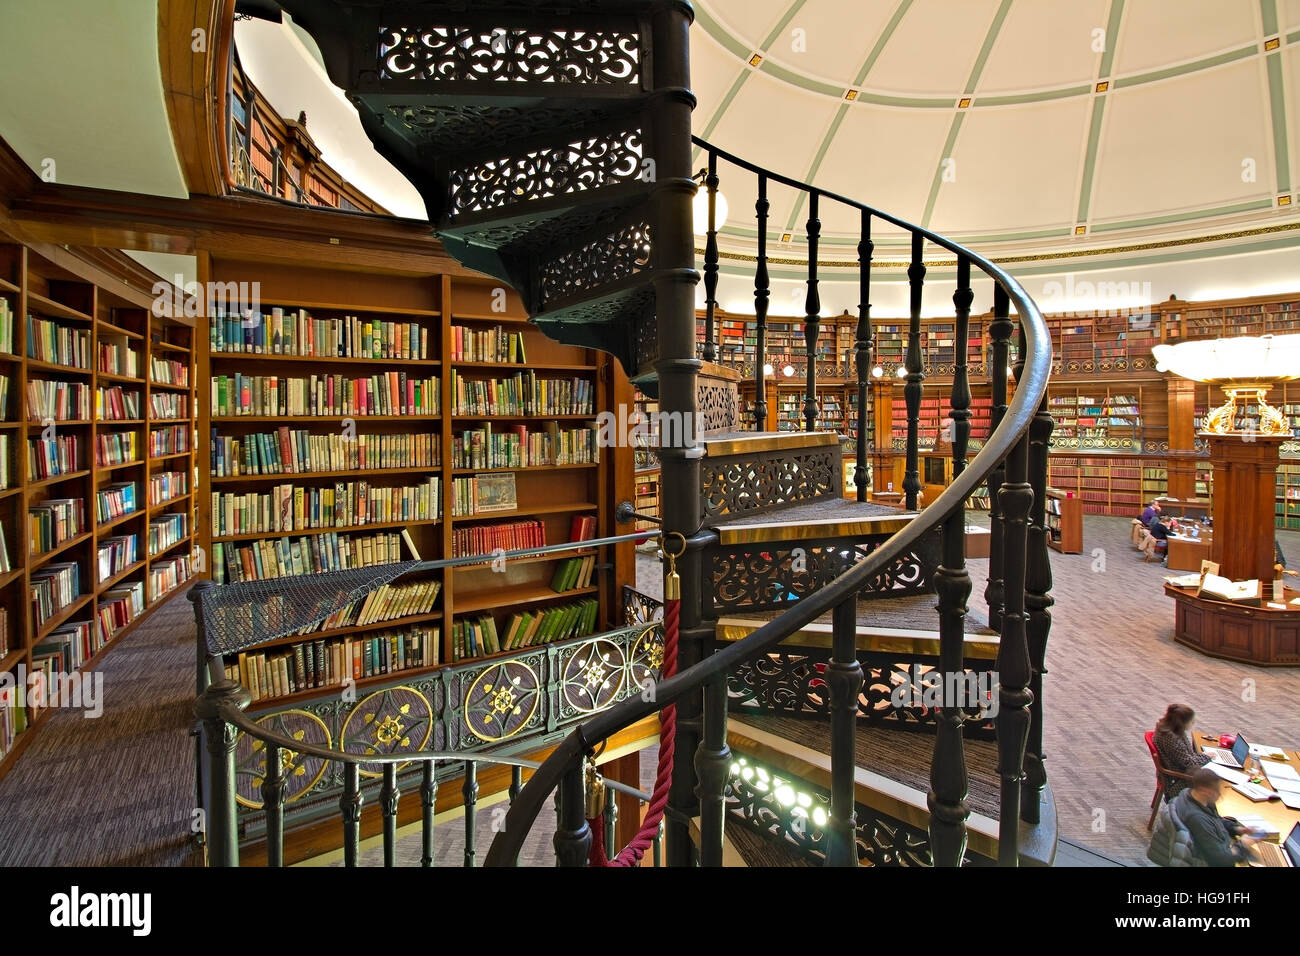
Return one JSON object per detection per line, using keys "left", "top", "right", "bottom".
{"left": 197, "top": 561, "right": 424, "bottom": 656}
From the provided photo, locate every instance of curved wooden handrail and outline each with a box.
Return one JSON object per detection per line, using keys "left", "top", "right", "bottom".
{"left": 484, "top": 139, "right": 1052, "bottom": 866}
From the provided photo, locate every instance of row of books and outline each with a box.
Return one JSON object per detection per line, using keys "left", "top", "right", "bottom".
{"left": 450, "top": 424, "right": 598, "bottom": 469}
{"left": 149, "top": 424, "right": 190, "bottom": 457}
{"left": 150, "top": 471, "right": 187, "bottom": 507}
{"left": 97, "top": 384, "right": 139, "bottom": 421}
{"left": 28, "top": 434, "right": 80, "bottom": 479}
{"left": 550, "top": 554, "right": 596, "bottom": 593}
{"left": 33, "top": 619, "right": 100, "bottom": 684}
{"left": 150, "top": 356, "right": 188, "bottom": 387}
{"left": 0, "top": 606, "right": 7, "bottom": 655}
{"left": 210, "top": 372, "right": 440, "bottom": 417}
{"left": 210, "top": 307, "right": 433, "bottom": 360}
{"left": 94, "top": 431, "right": 139, "bottom": 468}
{"left": 94, "top": 481, "right": 137, "bottom": 523}
{"left": 32, "top": 562, "right": 80, "bottom": 629}
{"left": 150, "top": 392, "right": 188, "bottom": 420}
{"left": 210, "top": 428, "right": 439, "bottom": 477}
{"left": 0, "top": 372, "right": 7, "bottom": 419}
{"left": 450, "top": 324, "right": 527, "bottom": 363}
{"left": 96, "top": 580, "right": 144, "bottom": 641}
{"left": 97, "top": 533, "right": 138, "bottom": 581}
{"left": 451, "top": 518, "right": 544, "bottom": 559}
{"left": 0, "top": 434, "right": 8, "bottom": 491}
{"left": 209, "top": 477, "right": 441, "bottom": 536}
{"left": 30, "top": 498, "right": 85, "bottom": 554}
{"left": 449, "top": 473, "right": 518, "bottom": 517}
{"left": 97, "top": 342, "right": 139, "bottom": 377}
{"left": 0, "top": 297, "right": 13, "bottom": 354}
{"left": 455, "top": 597, "right": 600, "bottom": 660}
{"left": 148, "top": 513, "right": 188, "bottom": 555}
{"left": 148, "top": 555, "right": 191, "bottom": 601}
{"left": 0, "top": 523, "right": 9, "bottom": 573}
{"left": 306, "top": 579, "right": 441, "bottom": 632}
{"left": 27, "top": 316, "right": 90, "bottom": 369}
{"left": 0, "top": 682, "right": 25, "bottom": 761}
{"left": 449, "top": 371, "right": 593, "bottom": 416}
{"left": 222, "top": 625, "right": 441, "bottom": 702}
{"left": 211, "top": 530, "right": 409, "bottom": 584}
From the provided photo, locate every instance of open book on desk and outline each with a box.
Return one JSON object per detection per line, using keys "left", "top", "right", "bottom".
{"left": 1197, "top": 574, "right": 1261, "bottom": 606}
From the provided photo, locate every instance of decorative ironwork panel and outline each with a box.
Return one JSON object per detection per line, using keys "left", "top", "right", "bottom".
{"left": 234, "top": 709, "right": 333, "bottom": 810}
{"left": 340, "top": 685, "right": 436, "bottom": 777}
{"left": 556, "top": 636, "right": 628, "bottom": 715}
{"left": 538, "top": 219, "right": 651, "bottom": 307}
{"left": 707, "top": 534, "right": 937, "bottom": 614}
{"left": 447, "top": 126, "right": 643, "bottom": 216}
{"left": 697, "top": 381, "right": 738, "bottom": 434}
{"left": 634, "top": 306, "right": 657, "bottom": 374}
{"left": 378, "top": 26, "right": 642, "bottom": 85}
{"left": 700, "top": 449, "right": 838, "bottom": 518}
{"left": 623, "top": 584, "right": 664, "bottom": 626}
{"left": 464, "top": 658, "right": 544, "bottom": 742}
{"left": 726, "top": 754, "right": 992, "bottom": 866}
{"left": 726, "top": 649, "right": 997, "bottom": 739}
{"left": 384, "top": 103, "right": 615, "bottom": 153}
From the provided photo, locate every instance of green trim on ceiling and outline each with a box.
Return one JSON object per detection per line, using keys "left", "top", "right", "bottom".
{"left": 760, "top": 0, "right": 812, "bottom": 49}
{"left": 1290, "top": 29, "right": 1300, "bottom": 44}
{"left": 974, "top": 85, "right": 1092, "bottom": 107}
{"left": 781, "top": 0, "right": 915, "bottom": 234}
{"left": 1260, "top": 0, "right": 1279, "bottom": 39}
{"left": 1265, "top": 49, "right": 1292, "bottom": 193}
{"left": 1089, "top": 199, "right": 1275, "bottom": 232}
{"left": 693, "top": 4, "right": 751, "bottom": 60}
{"left": 1111, "top": 44, "right": 1256, "bottom": 89}
{"left": 758, "top": 59, "right": 845, "bottom": 98}
{"left": 1097, "top": 0, "right": 1125, "bottom": 79}
{"left": 1076, "top": 97, "right": 1108, "bottom": 223}
{"left": 921, "top": 0, "right": 1012, "bottom": 228}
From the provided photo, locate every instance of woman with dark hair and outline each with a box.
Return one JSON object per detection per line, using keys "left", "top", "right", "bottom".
{"left": 1154, "top": 703, "right": 1211, "bottom": 797}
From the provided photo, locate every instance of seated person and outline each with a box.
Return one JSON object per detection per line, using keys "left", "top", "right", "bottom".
{"left": 1153, "top": 703, "right": 1210, "bottom": 796}
{"left": 1148, "top": 768, "right": 1258, "bottom": 867}
{"left": 1140, "top": 515, "right": 1171, "bottom": 562}
{"left": 1139, "top": 499, "right": 1162, "bottom": 527}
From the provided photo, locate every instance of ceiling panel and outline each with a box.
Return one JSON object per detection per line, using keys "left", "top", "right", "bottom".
{"left": 0, "top": 0, "right": 186, "bottom": 197}
{"left": 865, "top": 0, "right": 1002, "bottom": 96}
{"left": 1090, "top": 59, "right": 1273, "bottom": 222}
{"left": 697, "top": 0, "right": 802, "bottom": 54}
{"left": 931, "top": 98, "right": 1092, "bottom": 233}
{"left": 1113, "top": 0, "right": 1258, "bottom": 76}
{"left": 812, "top": 104, "right": 955, "bottom": 230}
{"left": 754, "top": 0, "right": 901, "bottom": 88}
{"left": 1286, "top": 0, "right": 1300, "bottom": 30}
{"left": 978, "top": 0, "right": 1110, "bottom": 93}
{"left": 708, "top": 68, "right": 840, "bottom": 181}
{"left": 689, "top": 25, "right": 747, "bottom": 123}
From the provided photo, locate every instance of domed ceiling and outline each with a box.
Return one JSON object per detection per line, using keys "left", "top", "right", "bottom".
{"left": 690, "top": 0, "right": 1300, "bottom": 257}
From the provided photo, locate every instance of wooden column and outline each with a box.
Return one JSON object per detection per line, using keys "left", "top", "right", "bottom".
{"left": 1207, "top": 435, "right": 1284, "bottom": 582}
{"left": 871, "top": 379, "right": 893, "bottom": 491}
{"left": 1166, "top": 379, "right": 1198, "bottom": 500}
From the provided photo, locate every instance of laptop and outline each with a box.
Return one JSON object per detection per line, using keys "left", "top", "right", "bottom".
{"left": 1203, "top": 733, "right": 1250, "bottom": 769}
{"left": 1254, "top": 822, "right": 1300, "bottom": 868}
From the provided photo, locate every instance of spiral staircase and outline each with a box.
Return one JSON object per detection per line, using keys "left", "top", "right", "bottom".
{"left": 215, "top": 0, "right": 1057, "bottom": 867}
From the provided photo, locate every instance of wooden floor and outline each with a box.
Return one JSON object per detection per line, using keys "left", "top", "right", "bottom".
{"left": 0, "top": 516, "right": 1294, "bottom": 866}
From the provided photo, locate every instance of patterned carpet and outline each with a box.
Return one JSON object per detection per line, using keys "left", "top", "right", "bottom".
{"left": 0, "top": 517, "right": 1294, "bottom": 866}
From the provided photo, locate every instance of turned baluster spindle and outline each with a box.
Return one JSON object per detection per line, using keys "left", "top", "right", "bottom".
{"left": 702, "top": 153, "right": 720, "bottom": 363}
{"left": 554, "top": 764, "right": 592, "bottom": 867}
{"left": 753, "top": 173, "right": 770, "bottom": 428}
{"left": 261, "top": 743, "right": 286, "bottom": 868}
{"left": 904, "top": 231, "right": 926, "bottom": 509}
{"left": 1021, "top": 325, "right": 1054, "bottom": 823}
{"left": 695, "top": 674, "right": 731, "bottom": 866}
{"left": 855, "top": 211, "right": 874, "bottom": 500}
{"left": 462, "top": 760, "right": 479, "bottom": 867}
{"left": 804, "top": 192, "right": 821, "bottom": 432}
{"left": 340, "top": 762, "right": 362, "bottom": 868}
{"left": 928, "top": 257, "right": 974, "bottom": 867}
{"left": 420, "top": 761, "right": 438, "bottom": 867}
{"left": 985, "top": 284, "right": 1013, "bottom": 626}
{"left": 827, "top": 596, "right": 864, "bottom": 866}
{"left": 381, "top": 762, "right": 400, "bottom": 867}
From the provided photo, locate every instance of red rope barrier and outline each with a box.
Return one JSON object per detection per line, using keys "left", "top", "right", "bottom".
{"left": 587, "top": 592, "right": 679, "bottom": 867}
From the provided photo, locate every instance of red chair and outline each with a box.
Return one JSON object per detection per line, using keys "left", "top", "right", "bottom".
{"left": 1145, "top": 730, "right": 1191, "bottom": 830}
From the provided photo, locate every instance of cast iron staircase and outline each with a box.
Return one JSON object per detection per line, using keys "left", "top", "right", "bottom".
{"left": 228, "top": 0, "right": 1056, "bottom": 868}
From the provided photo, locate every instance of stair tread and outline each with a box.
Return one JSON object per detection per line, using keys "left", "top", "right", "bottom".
{"left": 711, "top": 497, "right": 912, "bottom": 540}
{"left": 730, "top": 715, "right": 1001, "bottom": 821}
{"left": 718, "top": 593, "right": 997, "bottom": 638}
{"left": 701, "top": 430, "right": 840, "bottom": 454}
{"left": 723, "top": 818, "right": 817, "bottom": 867}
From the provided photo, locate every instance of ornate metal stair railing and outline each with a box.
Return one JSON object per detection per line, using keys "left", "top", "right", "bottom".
{"left": 487, "top": 181, "right": 1053, "bottom": 865}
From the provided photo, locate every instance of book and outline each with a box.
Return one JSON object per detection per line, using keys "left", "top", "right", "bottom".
{"left": 1197, "top": 574, "right": 1261, "bottom": 606}
{"left": 474, "top": 472, "right": 517, "bottom": 513}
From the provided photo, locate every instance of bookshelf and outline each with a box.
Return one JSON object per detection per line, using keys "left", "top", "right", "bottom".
{"left": 1045, "top": 489, "right": 1083, "bottom": 554}
{"left": 0, "top": 239, "right": 197, "bottom": 780}
{"left": 198, "top": 260, "right": 618, "bottom": 707}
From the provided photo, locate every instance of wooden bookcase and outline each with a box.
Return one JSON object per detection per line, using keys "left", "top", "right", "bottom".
{"left": 0, "top": 238, "right": 197, "bottom": 781}
{"left": 1045, "top": 488, "right": 1083, "bottom": 554}
{"left": 197, "top": 257, "right": 621, "bottom": 710}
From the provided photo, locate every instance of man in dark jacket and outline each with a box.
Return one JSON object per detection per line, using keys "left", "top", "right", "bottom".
{"left": 1178, "top": 768, "right": 1258, "bottom": 866}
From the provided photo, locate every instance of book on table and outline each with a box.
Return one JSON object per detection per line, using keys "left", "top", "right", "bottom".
{"left": 1197, "top": 574, "right": 1261, "bottom": 606}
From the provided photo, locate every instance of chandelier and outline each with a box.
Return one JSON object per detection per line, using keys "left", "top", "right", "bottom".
{"left": 1152, "top": 333, "right": 1300, "bottom": 435}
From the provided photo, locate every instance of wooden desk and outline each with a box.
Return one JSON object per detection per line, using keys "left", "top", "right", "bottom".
{"left": 1164, "top": 583, "right": 1300, "bottom": 665}
{"left": 1196, "top": 735, "right": 1300, "bottom": 845}
{"left": 964, "top": 526, "right": 991, "bottom": 559}
{"left": 1166, "top": 533, "right": 1212, "bottom": 572}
